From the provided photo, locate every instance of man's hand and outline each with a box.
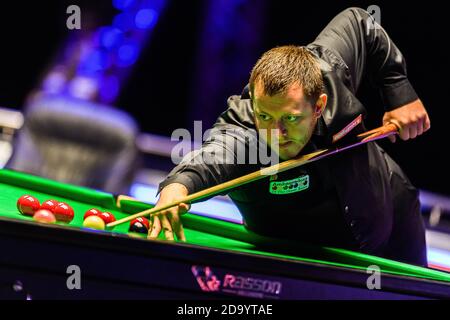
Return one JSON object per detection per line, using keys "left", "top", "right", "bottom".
{"left": 148, "top": 183, "right": 189, "bottom": 241}
{"left": 382, "top": 99, "right": 431, "bottom": 143}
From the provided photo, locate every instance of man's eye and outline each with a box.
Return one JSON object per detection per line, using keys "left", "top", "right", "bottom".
{"left": 286, "top": 115, "right": 300, "bottom": 122}
{"left": 259, "top": 114, "right": 271, "bottom": 121}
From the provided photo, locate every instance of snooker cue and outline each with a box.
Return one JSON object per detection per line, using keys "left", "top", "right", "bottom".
{"left": 107, "top": 123, "right": 399, "bottom": 228}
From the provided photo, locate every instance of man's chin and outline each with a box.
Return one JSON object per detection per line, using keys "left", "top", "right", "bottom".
{"left": 278, "top": 147, "right": 303, "bottom": 160}
{"left": 269, "top": 142, "right": 305, "bottom": 160}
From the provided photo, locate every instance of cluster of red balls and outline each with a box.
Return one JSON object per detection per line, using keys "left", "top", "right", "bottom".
{"left": 82, "top": 208, "right": 116, "bottom": 230}
{"left": 17, "top": 195, "right": 151, "bottom": 236}
{"left": 17, "top": 195, "right": 74, "bottom": 224}
{"left": 82, "top": 209, "right": 150, "bottom": 236}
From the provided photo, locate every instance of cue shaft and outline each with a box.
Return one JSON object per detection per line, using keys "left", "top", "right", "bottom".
{"left": 107, "top": 149, "right": 326, "bottom": 227}
{"left": 107, "top": 123, "right": 398, "bottom": 228}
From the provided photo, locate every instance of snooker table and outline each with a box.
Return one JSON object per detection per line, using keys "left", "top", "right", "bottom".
{"left": 0, "top": 169, "right": 449, "bottom": 300}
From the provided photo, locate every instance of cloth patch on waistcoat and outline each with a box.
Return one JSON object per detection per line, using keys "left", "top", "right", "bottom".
{"left": 332, "top": 114, "right": 362, "bottom": 143}
{"left": 269, "top": 175, "right": 309, "bottom": 195}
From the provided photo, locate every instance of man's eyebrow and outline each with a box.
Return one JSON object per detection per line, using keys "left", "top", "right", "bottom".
{"left": 255, "top": 106, "right": 273, "bottom": 116}
{"left": 287, "top": 111, "right": 304, "bottom": 116}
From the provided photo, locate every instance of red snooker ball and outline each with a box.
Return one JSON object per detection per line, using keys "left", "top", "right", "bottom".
{"left": 84, "top": 208, "right": 101, "bottom": 220}
{"left": 33, "top": 209, "right": 56, "bottom": 224}
{"left": 129, "top": 221, "right": 148, "bottom": 234}
{"left": 54, "top": 202, "right": 74, "bottom": 223}
{"left": 130, "top": 217, "right": 150, "bottom": 230}
{"left": 99, "top": 211, "right": 116, "bottom": 224}
{"left": 41, "top": 199, "right": 58, "bottom": 213}
{"left": 17, "top": 195, "right": 40, "bottom": 216}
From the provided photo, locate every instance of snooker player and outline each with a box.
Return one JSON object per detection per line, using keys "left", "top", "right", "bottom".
{"left": 152, "top": 7, "right": 431, "bottom": 267}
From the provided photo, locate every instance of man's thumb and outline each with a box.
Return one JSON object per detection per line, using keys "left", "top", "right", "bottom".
{"left": 179, "top": 203, "right": 190, "bottom": 214}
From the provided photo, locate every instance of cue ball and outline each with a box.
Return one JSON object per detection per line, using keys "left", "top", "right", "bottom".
{"left": 129, "top": 221, "right": 148, "bottom": 234}
{"left": 84, "top": 208, "right": 101, "bottom": 220}
{"left": 83, "top": 215, "right": 105, "bottom": 230}
{"left": 33, "top": 209, "right": 56, "bottom": 224}
{"left": 99, "top": 211, "right": 116, "bottom": 224}
{"left": 17, "top": 195, "right": 41, "bottom": 216}
{"left": 53, "top": 202, "right": 74, "bottom": 223}
{"left": 41, "top": 199, "right": 58, "bottom": 213}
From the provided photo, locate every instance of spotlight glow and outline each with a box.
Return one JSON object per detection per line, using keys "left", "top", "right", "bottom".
{"left": 100, "top": 75, "right": 120, "bottom": 103}
{"left": 99, "top": 27, "right": 123, "bottom": 49}
{"left": 116, "top": 43, "right": 140, "bottom": 67}
{"left": 113, "top": 0, "right": 135, "bottom": 11}
{"left": 135, "top": 9, "right": 158, "bottom": 29}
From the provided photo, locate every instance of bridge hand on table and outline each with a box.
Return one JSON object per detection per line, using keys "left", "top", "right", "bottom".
{"left": 148, "top": 183, "right": 189, "bottom": 242}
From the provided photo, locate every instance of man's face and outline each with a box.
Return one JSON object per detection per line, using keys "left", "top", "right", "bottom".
{"left": 252, "top": 82, "right": 325, "bottom": 160}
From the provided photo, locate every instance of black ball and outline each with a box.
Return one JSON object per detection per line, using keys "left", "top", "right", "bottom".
{"left": 129, "top": 221, "right": 148, "bottom": 234}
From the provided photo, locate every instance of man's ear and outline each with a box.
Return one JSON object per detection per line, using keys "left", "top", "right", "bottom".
{"left": 314, "top": 93, "right": 327, "bottom": 117}
{"left": 241, "top": 84, "right": 252, "bottom": 99}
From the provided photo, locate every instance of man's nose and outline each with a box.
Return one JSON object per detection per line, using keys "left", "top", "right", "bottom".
{"left": 275, "top": 121, "right": 288, "bottom": 137}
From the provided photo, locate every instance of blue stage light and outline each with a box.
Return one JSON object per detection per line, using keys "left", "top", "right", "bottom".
{"left": 113, "top": 12, "right": 135, "bottom": 31}
{"left": 116, "top": 43, "right": 140, "bottom": 67}
{"left": 79, "top": 49, "right": 109, "bottom": 73}
{"left": 99, "top": 27, "right": 123, "bottom": 49}
{"left": 100, "top": 75, "right": 120, "bottom": 102}
{"left": 42, "top": 70, "right": 67, "bottom": 94}
{"left": 141, "top": 0, "right": 166, "bottom": 11}
{"left": 113, "top": 0, "right": 135, "bottom": 11}
{"left": 135, "top": 9, "right": 158, "bottom": 29}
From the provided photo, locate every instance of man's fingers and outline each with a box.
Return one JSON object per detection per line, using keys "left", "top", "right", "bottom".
{"left": 148, "top": 218, "right": 153, "bottom": 230}
{"left": 424, "top": 115, "right": 431, "bottom": 132}
{"left": 398, "top": 123, "right": 410, "bottom": 140}
{"left": 416, "top": 117, "right": 425, "bottom": 136}
{"left": 179, "top": 203, "right": 190, "bottom": 214}
{"left": 408, "top": 124, "right": 418, "bottom": 140}
{"left": 160, "top": 214, "right": 174, "bottom": 240}
{"left": 148, "top": 215, "right": 161, "bottom": 239}
{"left": 148, "top": 204, "right": 187, "bottom": 241}
{"left": 382, "top": 99, "right": 431, "bottom": 141}
{"left": 152, "top": 202, "right": 189, "bottom": 217}
{"left": 170, "top": 212, "right": 186, "bottom": 242}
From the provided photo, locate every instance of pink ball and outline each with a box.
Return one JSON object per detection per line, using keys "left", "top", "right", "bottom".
{"left": 33, "top": 209, "right": 56, "bottom": 224}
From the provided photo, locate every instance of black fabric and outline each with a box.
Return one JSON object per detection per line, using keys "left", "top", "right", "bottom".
{"left": 159, "top": 8, "right": 426, "bottom": 266}
{"left": 6, "top": 94, "right": 140, "bottom": 195}
{"left": 233, "top": 152, "right": 358, "bottom": 250}
{"left": 311, "top": 7, "right": 419, "bottom": 111}
{"left": 381, "top": 149, "right": 427, "bottom": 266}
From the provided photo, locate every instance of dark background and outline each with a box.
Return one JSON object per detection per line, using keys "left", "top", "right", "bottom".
{"left": 0, "top": 0, "right": 448, "bottom": 194}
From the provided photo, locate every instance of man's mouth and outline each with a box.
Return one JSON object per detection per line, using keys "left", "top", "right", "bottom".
{"left": 279, "top": 141, "right": 293, "bottom": 148}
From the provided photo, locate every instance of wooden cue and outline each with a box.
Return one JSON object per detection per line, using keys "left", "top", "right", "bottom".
{"left": 107, "top": 123, "right": 398, "bottom": 228}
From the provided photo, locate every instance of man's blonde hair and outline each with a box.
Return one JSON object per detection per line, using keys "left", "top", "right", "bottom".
{"left": 249, "top": 46, "right": 324, "bottom": 103}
